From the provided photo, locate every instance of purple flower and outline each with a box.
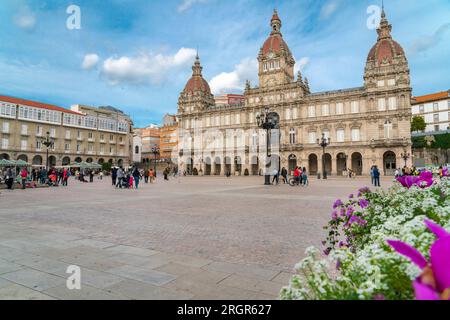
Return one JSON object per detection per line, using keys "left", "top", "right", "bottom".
{"left": 333, "top": 199, "right": 343, "bottom": 209}
{"left": 358, "top": 187, "right": 371, "bottom": 194}
{"left": 340, "top": 208, "right": 346, "bottom": 217}
{"left": 331, "top": 211, "right": 338, "bottom": 220}
{"left": 387, "top": 220, "right": 450, "bottom": 300}
{"left": 323, "top": 248, "right": 331, "bottom": 256}
{"left": 373, "top": 294, "right": 386, "bottom": 300}
{"left": 346, "top": 206, "right": 354, "bottom": 217}
{"left": 349, "top": 194, "right": 354, "bottom": 199}
{"left": 443, "top": 167, "right": 449, "bottom": 177}
{"left": 396, "top": 171, "right": 434, "bottom": 189}
{"left": 336, "top": 259, "right": 341, "bottom": 270}
{"left": 359, "top": 199, "right": 369, "bottom": 209}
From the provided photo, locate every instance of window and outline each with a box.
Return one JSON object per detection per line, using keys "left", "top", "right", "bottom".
{"left": 378, "top": 98, "right": 386, "bottom": 111}
{"left": 435, "top": 125, "right": 440, "bottom": 132}
{"left": 323, "top": 130, "right": 330, "bottom": 140}
{"left": 77, "top": 131, "right": 82, "bottom": 139}
{"left": 351, "top": 101, "right": 359, "bottom": 114}
{"left": 289, "top": 128, "right": 296, "bottom": 144}
{"left": 36, "top": 126, "right": 43, "bottom": 136}
{"left": 235, "top": 113, "right": 240, "bottom": 125}
{"left": 21, "top": 124, "right": 28, "bottom": 135}
{"left": 0, "top": 103, "right": 16, "bottom": 118}
{"left": 322, "top": 104, "right": 330, "bottom": 116}
{"left": 2, "top": 138, "right": 8, "bottom": 149}
{"left": 433, "top": 103, "right": 439, "bottom": 112}
{"left": 119, "top": 136, "right": 123, "bottom": 143}
{"left": 419, "top": 105, "right": 424, "bottom": 113}
{"left": 2, "top": 121, "right": 9, "bottom": 133}
{"left": 387, "top": 79, "right": 396, "bottom": 86}
{"left": 252, "top": 132, "right": 258, "bottom": 146}
{"left": 336, "top": 103, "right": 344, "bottom": 115}
{"left": 21, "top": 140, "right": 27, "bottom": 151}
{"left": 308, "top": 132, "right": 316, "bottom": 144}
{"left": 88, "top": 143, "right": 94, "bottom": 152}
{"left": 100, "top": 133, "right": 104, "bottom": 141}
{"left": 225, "top": 115, "right": 230, "bottom": 125}
{"left": 388, "top": 97, "right": 397, "bottom": 110}
{"left": 36, "top": 140, "right": 42, "bottom": 150}
{"left": 293, "top": 108, "right": 298, "bottom": 119}
{"left": 76, "top": 143, "right": 81, "bottom": 152}
{"left": 50, "top": 128, "right": 56, "bottom": 138}
{"left": 384, "top": 121, "right": 393, "bottom": 139}
{"left": 110, "top": 134, "right": 114, "bottom": 141}
{"left": 215, "top": 116, "right": 220, "bottom": 126}
{"left": 351, "top": 129, "right": 361, "bottom": 142}
{"left": 135, "top": 146, "right": 139, "bottom": 154}
{"left": 88, "top": 132, "right": 94, "bottom": 140}
{"left": 377, "top": 80, "right": 385, "bottom": 87}
{"left": 433, "top": 114, "right": 439, "bottom": 122}
{"left": 308, "top": 106, "right": 316, "bottom": 118}
{"left": 336, "top": 129, "right": 345, "bottom": 142}
{"left": 65, "top": 143, "right": 70, "bottom": 151}
{"left": 65, "top": 130, "right": 71, "bottom": 139}
{"left": 100, "top": 145, "right": 104, "bottom": 154}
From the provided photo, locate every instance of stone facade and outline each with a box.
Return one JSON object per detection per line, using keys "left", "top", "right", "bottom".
{"left": 0, "top": 97, "right": 132, "bottom": 168}
{"left": 177, "top": 9, "right": 412, "bottom": 176}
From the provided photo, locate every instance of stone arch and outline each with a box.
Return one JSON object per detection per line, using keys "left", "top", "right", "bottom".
{"left": 17, "top": 154, "right": 28, "bottom": 162}
{"left": 75, "top": 157, "right": 82, "bottom": 163}
{"left": 0, "top": 153, "right": 10, "bottom": 160}
{"left": 117, "top": 159, "right": 124, "bottom": 167}
{"left": 308, "top": 154, "right": 318, "bottom": 176}
{"left": 214, "top": 157, "right": 221, "bottom": 176}
{"left": 323, "top": 153, "right": 332, "bottom": 176}
{"left": 288, "top": 154, "right": 297, "bottom": 174}
{"left": 62, "top": 157, "right": 71, "bottom": 166}
{"left": 86, "top": 158, "right": 93, "bottom": 163}
{"left": 98, "top": 158, "right": 105, "bottom": 164}
{"left": 383, "top": 151, "right": 397, "bottom": 176}
{"left": 336, "top": 152, "right": 347, "bottom": 176}
{"left": 234, "top": 156, "right": 242, "bottom": 175}
{"left": 224, "top": 157, "right": 232, "bottom": 175}
{"left": 351, "top": 152, "right": 363, "bottom": 175}
{"left": 32, "top": 155, "right": 43, "bottom": 165}
{"left": 251, "top": 155, "right": 259, "bottom": 176}
{"left": 48, "top": 156, "right": 57, "bottom": 167}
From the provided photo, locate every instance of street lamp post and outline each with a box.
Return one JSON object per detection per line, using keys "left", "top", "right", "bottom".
{"left": 151, "top": 146, "right": 160, "bottom": 175}
{"left": 256, "top": 107, "right": 278, "bottom": 186}
{"left": 40, "top": 131, "right": 54, "bottom": 171}
{"left": 317, "top": 133, "right": 331, "bottom": 179}
{"left": 401, "top": 150, "right": 410, "bottom": 168}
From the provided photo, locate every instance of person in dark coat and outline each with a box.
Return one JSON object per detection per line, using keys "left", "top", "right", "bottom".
{"left": 373, "top": 166, "right": 381, "bottom": 187}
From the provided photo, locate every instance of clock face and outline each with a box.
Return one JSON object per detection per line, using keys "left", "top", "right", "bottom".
{"left": 267, "top": 52, "right": 275, "bottom": 59}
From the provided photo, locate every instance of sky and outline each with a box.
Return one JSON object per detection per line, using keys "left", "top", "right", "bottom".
{"left": 0, "top": 0, "right": 449, "bottom": 127}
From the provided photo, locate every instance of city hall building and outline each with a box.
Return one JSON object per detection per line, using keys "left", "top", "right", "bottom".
{"left": 0, "top": 96, "right": 132, "bottom": 168}
{"left": 177, "top": 9, "right": 412, "bottom": 176}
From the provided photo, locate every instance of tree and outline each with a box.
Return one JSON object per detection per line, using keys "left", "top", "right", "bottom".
{"left": 411, "top": 116, "right": 426, "bottom": 132}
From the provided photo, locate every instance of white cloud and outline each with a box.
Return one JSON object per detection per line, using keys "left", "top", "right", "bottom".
{"left": 319, "top": 0, "right": 340, "bottom": 20}
{"left": 409, "top": 23, "right": 450, "bottom": 54}
{"left": 101, "top": 48, "right": 197, "bottom": 85}
{"left": 13, "top": 6, "right": 36, "bottom": 30}
{"left": 81, "top": 54, "right": 100, "bottom": 70}
{"left": 294, "top": 57, "right": 310, "bottom": 75}
{"left": 177, "top": 0, "right": 209, "bottom": 13}
{"left": 209, "top": 58, "right": 258, "bottom": 95}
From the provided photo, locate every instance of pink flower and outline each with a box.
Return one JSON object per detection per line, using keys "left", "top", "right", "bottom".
{"left": 333, "top": 199, "right": 343, "bottom": 209}
{"left": 359, "top": 199, "right": 369, "bottom": 209}
{"left": 387, "top": 220, "right": 450, "bottom": 300}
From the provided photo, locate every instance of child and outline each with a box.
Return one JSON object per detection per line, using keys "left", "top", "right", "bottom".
{"left": 129, "top": 175, "right": 134, "bottom": 189}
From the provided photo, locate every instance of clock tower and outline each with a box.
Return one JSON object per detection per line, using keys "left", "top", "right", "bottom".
{"left": 258, "top": 10, "right": 295, "bottom": 88}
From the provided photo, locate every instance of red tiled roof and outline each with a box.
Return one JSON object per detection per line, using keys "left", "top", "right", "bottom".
{"left": 262, "top": 34, "right": 289, "bottom": 55}
{"left": 0, "top": 95, "right": 81, "bottom": 115}
{"left": 412, "top": 90, "right": 450, "bottom": 104}
{"left": 367, "top": 39, "right": 405, "bottom": 65}
{"left": 184, "top": 76, "right": 211, "bottom": 94}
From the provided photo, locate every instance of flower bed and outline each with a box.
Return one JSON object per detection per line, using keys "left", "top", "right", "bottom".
{"left": 281, "top": 175, "right": 449, "bottom": 300}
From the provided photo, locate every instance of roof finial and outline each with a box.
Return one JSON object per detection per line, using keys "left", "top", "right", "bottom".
{"left": 381, "top": 0, "right": 385, "bottom": 18}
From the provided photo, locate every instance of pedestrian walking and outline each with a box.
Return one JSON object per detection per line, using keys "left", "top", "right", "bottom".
{"left": 373, "top": 165, "right": 381, "bottom": 187}
{"left": 20, "top": 168, "right": 28, "bottom": 189}
{"left": 281, "top": 167, "right": 288, "bottom": 184}
{"left": 132, "top": 167, "right": 141, "bottom": 189}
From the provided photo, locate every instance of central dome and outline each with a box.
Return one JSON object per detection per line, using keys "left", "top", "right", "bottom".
{"left": 184, "top": 76, "right": 211, "bottom": 94}
{"left": 262, "top": 34, "right": 290, "bottom": 56}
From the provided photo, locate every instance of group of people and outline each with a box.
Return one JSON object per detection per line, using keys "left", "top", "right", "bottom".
{"left": 0, "top": 167, "right": 73, "bottom": 190}
{"left": 291, "top": 166, "right": 309, "bottom": 186}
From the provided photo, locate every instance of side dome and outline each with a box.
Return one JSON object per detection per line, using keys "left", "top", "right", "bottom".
{"left": 184, "top": 77, "right": 211, "bottom": 94}
{"left": 183, "top": 54, "right": 211, "bottom": 95}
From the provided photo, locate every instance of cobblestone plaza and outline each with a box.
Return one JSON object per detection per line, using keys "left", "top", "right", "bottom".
{"left": 0, "top": 176, "right": 393, "bottom": 300}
